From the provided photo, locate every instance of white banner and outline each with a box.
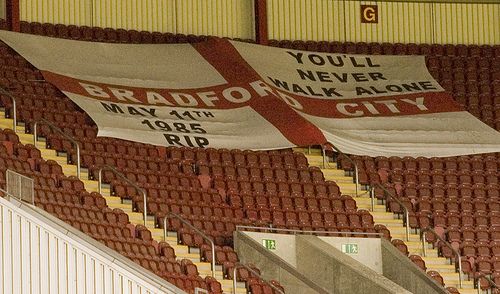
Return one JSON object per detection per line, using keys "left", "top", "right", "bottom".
{"left": 1, "top": 31, "right": 499, "bottom": 157}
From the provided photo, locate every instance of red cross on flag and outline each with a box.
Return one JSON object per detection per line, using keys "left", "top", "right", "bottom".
{"left": 1, "top": 31, "right": 499, "bottom": 157}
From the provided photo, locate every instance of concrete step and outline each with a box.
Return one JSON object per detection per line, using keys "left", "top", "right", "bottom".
{"left": 353, "top": 196, "right": 377, "bottom": 206}
{"left": 82, "top": 180, "right": 99, "bottom": 192}
{"left": 422, "top": 256, "right": 451, "bottom": 265}
{"left": 327, "top": 176, "right": 355, "bottom": 184}
{"left": 443, "top": 278, "right": 474, "bottom": 289}
{"left": 150, "top": 228, "right": 178, "bottom": 242}
{"left": 391, "top": 232, "right": 420, "bottom": 242}
{"left": 375, "top": 219, "right": 404, "bottom": 227}
{"left": 18, "top": 133, "right": 34, "bottom": 144}
{"left": 454, "top": 287, "right": 477, "bottom": 293}
{"left": 305, "top": 155, "right": 331, "bottom": 167}
{"left": 293, "top": 147, "right": 322, "bottom": 156}
{"left": 393, "top": 233, "right": 421, "bottom": 242}
{"left": 103, "top": 196, "right": 131, "bottom": 209}
{"left": 0, "top": 119, "right": 14, "bottom": 129}
{"left": 194, "top": 262, "right": 212, "bottom": 272}
{"left": 62, "top": 165, "right": 78, "bottom": 176}
{"left": 320, "top": 168, "right": 345, "bottom": 177}
{"left": 100, "top": 188, "right": 111, "bottom": 197}
{"left": 176, "top": 254, "right": 200, "bottom": 263}
{"left": 405, "top": 241, "right": 425, "bottom": 249}
{"left": 42, "top": 154, "right": 68, "bottom": 165}
{"left": 219, "top": 279, "right": 247, "bottom": 294}
{"left": 39, "top": 147, "right": 57, "bottom": 157}
{"left": 371, "top": 211, "right": 398, "bottom": 220}
{"left": 357, "top": 204, "right": 386, "bottom": 212}
{"left": 336, "top": 182, "right": 359, "bottom": 191}
{"left": 409, "top": 248, "right": 438, "bottom": 258}
{"left": 169, "top": 244, "right": 191, "bottom": 255}
{"left": 427, "top": 264, "right": 457, "bottom": 273}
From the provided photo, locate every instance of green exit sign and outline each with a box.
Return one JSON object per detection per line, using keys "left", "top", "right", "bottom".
{"left": 262, "top": 239, "right": 276, "bottom": 250}
{"left": 341, "top": 243, "right": 359, "bottom": 254}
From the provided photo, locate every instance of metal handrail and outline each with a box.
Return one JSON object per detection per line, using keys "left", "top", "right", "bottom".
{"left": 232, "top": 263, "right": 285, "bottom": 294}
{"left": 163, "top": 212, "right": 216, "bottom": 278}
{"left": 236, "top": 225, "right": 383, "bottom": 237}
{"left": 98, "top": 165, "right": 147, "bottom": 226}
{"left": 370, "top": 183, "right": 410, "bottom": 241}
{"left": 324, "top": 144, "right": 359, "bottom": 197}
{"left": 0, "top": 87, "right": 17, "bottom": 132}
{"left": 420, "top": 227, "right": 462, "bottom": 288}
{"left": 33, "top": 118, "right": 81, "bottom": 178}
{"left": 475, "top": 274, "right": 499, "bottom": 294}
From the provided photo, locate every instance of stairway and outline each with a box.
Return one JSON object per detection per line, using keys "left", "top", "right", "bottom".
{"left": 0, "top": 110, "right": 246, "bottom": 294}
{"left": 294, "top": 147, "right": 477, "bottom": 294}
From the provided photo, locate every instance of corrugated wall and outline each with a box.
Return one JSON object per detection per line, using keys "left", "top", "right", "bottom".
{"left": 267, "top": 0, "right": 500, "bottom": 45}
{"left": 17, "top": 0, "right": 500, "bottom": 44}
{"left": 433, "top": 2, "right": 500, "bottom": 45}
{"left": 18, "top": 0, "right": 254, "bottom": 39}
{"left": 0, "top": 0, "right": 5, "bottom": 19}
{"left": 20, "top": 0, "right": 92, "bottom": 26}
{"left": 175, "top": 0, "right": 254, "bottom": 39}
{"left": 92, "top": 0, "right": 176, "bottom": 33}
{"left": 343, "top": 1, "right": 434, "bottom": 44}
{"left": 267, "top": 0, "right": 346, "bottom": 41}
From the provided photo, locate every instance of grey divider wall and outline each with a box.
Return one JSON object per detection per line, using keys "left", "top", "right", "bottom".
{"left": 295, "top": 235, "right": 411, "bottom": 294}
{"left": 234, "top": 231, "right": 329, "bottom": 293}
{"left": 380, "top": 239, "right": 448, "bottom": 294}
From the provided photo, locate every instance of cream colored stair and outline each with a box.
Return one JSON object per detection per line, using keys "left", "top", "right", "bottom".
{"left": 0, "top": 111, "right": 246, "bottom": 294}
{"left": 295, "top": 147, "right": 476, "bottom": 294}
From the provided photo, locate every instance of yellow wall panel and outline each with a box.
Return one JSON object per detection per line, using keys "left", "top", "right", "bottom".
{"left": 0, "top": 0, "right": 5, "bottom": 19}
{"left": 174, "top": 0, "right": 253, "bottom": 39}
{"left": 92, "top": 0, "right": 176, "bottom": 33}
{"left": 343, "top": 1, "right": 434, "bottom": 44}
{"left": 267, "top": 0, "right": 498, "bottom": 45}
{"left": 434, "top": 3, "right": 499, "bottom": 45}
{"left": 20, "top": 0, "right": 91, "bottom": 26}
{"left": 267, "top": 0, "right": 345, "bottom": 41}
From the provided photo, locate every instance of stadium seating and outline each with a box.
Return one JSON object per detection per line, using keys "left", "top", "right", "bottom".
{"left": 2, "top": 21, "right": 499, "bottom": 293}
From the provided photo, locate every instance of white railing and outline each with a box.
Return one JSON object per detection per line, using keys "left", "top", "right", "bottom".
{"left": 6, "top": 169, "right": 33, "bottom": 204}
{"left": 0, "top": 191, "right": 185, "bottom": 294}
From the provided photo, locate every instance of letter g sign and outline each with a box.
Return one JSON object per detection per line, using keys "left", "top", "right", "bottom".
{"left": 361, "top": 5, "right": 378, "bottom": 24}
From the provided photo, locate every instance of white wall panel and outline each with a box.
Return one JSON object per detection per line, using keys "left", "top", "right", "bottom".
{"left": 0, "top": 197, "right": 184, "bottom": 294}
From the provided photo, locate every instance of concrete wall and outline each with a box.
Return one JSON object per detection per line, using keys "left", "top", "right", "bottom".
{"left": 243, "top": 231, "right": 298, "bottom": 267}
{"left": 235, "top": 231, "right": 413, "bottom": 293}
{"left": 234, "top": 231, "right": 329, "bottom": 294}
{"left": 296, "top": 235, "right": 410, "bottom": 294}
{"left": 319, "top": 236, "right": 382, "bottom": 274}
{"left": 381, "top": 239, "right": 447, "bottom": 294}
{"left": 242, "top": 231, "right": 383, "bottom": 274}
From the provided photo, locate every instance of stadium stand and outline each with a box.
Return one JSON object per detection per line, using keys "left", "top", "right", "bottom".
{"left": 0, "top": 21, "right": 498, "bottom": 293}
